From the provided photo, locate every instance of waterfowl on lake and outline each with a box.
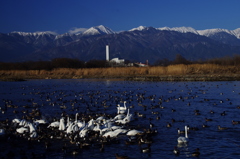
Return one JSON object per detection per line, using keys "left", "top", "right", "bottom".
{"left": 126, "top": 129, "right": 143, "bottom": 136}
{"left": 115, "top": 153, "right": 129, "bottom": 159}
{"left": 210, "top": 110, "right": 215, "bottom": 114}
{"left": 177, "top": 128, "right": 185, "bottom": 134}
{"left": 1, "top": 81, "right": 239, "bottom": 158}
{"left": 205, "top": 118, "right": 213, "bottom": 122}
{"left": 218, "top": 125, "right": 228, "bottom": 130}
{"left": 173, "top": 146, "right": 180, "bottom": 155}
{"left": 192, "top": 148, "right": 200, "bottom": 157}
{"left": 202, "top": 124, "right": 210, "bottom": 128}
{"left": 232, "top": 120, "right": 240, "bottom": 125}
{"left": 117, "top": 101, "right": 127, "bottom": 114}
{"left": 166, "top": 122, "right": 172, "bottom": 128}
{"left": 220, "top": 111, "right": 226, "bottom": 116}
{"left": 177, "top": 126, "right": 189, "bottom": 143}
{"left": 47, "top": 121, "right": 60, "bottom": 128}
{"left": 139, "top": 143, "right": 151, "bottom": 153}
{"left": 59, "top": 118, "right": 66, "bottom": 131}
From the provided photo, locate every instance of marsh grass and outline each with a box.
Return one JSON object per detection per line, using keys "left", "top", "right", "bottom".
{"left": 1, "top": 64, "right": 240, "bottom": 81}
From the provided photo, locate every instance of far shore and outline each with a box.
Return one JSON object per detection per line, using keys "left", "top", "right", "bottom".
{"left": 1, "top": 64, "right": 240, "bottom": 81}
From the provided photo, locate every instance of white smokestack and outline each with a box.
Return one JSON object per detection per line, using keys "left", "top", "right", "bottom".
{"left": 106, "top": 45, "right": 109, "bottom": 61}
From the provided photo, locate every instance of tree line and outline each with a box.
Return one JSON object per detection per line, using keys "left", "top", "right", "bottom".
{"left": 154, "top": 54, "right": 240, "bottom": 66}
{"left": 1, "top": 54, "right": 240, "bottom": 70}
{"left": 0, "top": 58, "right": 109, "bottom": 70}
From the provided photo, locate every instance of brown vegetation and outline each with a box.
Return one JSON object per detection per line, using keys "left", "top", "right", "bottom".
{"left": 1, "top": 55, "right": 240, "bottom": 81}
{"left": 1, "top": 64, "right": 240, "bottom": 81}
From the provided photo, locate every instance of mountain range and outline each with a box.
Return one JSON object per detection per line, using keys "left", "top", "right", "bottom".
{"left": 1, "top": 25, "right": 240, "bottom": 64}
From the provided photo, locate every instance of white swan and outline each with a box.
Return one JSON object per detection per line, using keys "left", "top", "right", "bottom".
{"left": 103, "top": 120, "right": 114, "bottom": 129}
{"left": 93, "top": 123, "right": 101, "bottom": 131}
{"left": 113, "top": 128, "right": 128, "bottom": 135}
{"left": 75, "top": 113, "right": 79, "bottom": 123}
{"left": 34, "top": 119, "right": 48, "bottom": 125}
{"left": 126, "top": 129, "right": 143, "bottom": 136}
{"left": 12, "top": 118, "right": 21, "bottom": 124}
{"left": 113, "top": 114, "right": 126, "bottom": 120}
{"left": 87, "top": 119, "right": 95, "bottom": 130}
{"left": 111, "top": 125, "right": 123, "bottom": 130}
{"left": 47, "top": 121, "right": 60, "bottom": 128}
{"left": 115, "top": 109, "right": 133, "bottom": 124}
{"left": 101, "top": 127, "right": 112, "bottom": 134}
{"left": 102, "top": 129, "right": 122, "bottom": 138}
{"left": 77, "top": 120, "right": 85, "bottom": 130}
{"left": 66, "top": 122, "right": 78, "bottom": 134}
{"left": 66, "top": 116, "right": 72, "bottom": 128}
{"left": 28, "top": 122, "right": 38, "bottom": 138}
{"left": 30, "top": 131, "right": 38, "bottom": 138}
{"left": 117, "top": 101, "right": 127, "bottom": 114}
{"left": 79, "top": 127, "right": 88, "bottom": 138}
{"left": 74, "top": 113, "right": 85, "bottom": 128}
{"left": 177, "top": 126, "right": 189, "bottom": 143}
{"left": 28, "top": 122, "right": 37, "bottom": 133}
{"left": 16, "top": 127, "right": 29, "bottom": 134}
{"left": 59, "top": 118, "right": 66, "bottom": 131}
{"left": 19, "top": 119, "right": 28, "bottom": 127}
{"left": 96, "top": 116, "right": 105, "bottom": 122}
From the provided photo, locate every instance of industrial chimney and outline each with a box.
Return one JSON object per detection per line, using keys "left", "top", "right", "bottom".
{"left": 106, "top": 45, "right": 109, "bottom": 61}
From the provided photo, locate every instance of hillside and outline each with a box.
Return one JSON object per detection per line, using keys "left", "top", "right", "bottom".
{"left": 1, "top": 25, "right": 240, "bottom": 64}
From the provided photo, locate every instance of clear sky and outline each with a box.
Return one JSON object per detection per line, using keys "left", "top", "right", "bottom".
{"left": 1, "top": 0, "right": 240, "bottom": 34}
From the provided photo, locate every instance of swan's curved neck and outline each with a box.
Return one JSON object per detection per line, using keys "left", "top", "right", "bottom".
{"left": 75, "top": 113, "right": 78, "bottom": 121}
{"left": 185, "top": 126, "right": 188, "bottom": 138}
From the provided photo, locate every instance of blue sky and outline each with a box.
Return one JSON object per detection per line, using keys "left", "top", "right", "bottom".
{"left": 1, "top": 0, "right": 240, "bottom": 34}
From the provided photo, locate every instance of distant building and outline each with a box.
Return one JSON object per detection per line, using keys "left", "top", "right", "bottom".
{"left": 134, "top": 62, "right": 148, "bottom": 67}
{"left": 109, "top": 58, "right": 125, "bottom": 66}
{"left": 110, "top": 58, "right": 124, "bottom": 64}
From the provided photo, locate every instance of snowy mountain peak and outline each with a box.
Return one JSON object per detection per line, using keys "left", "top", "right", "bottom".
{"left": 129, "top": 26, "right": 147, "bottom": 31}
{"left": 197, "top": 28, "right": 240, "bottom": 39}
{"left": 82, "top": 25, "right": 115, "bottom": 36}
{"left": 9, "top": 31, "right": 57, "bottom": 37}
{"left": 198, "top": 28, "right": 230, "bottom": 36}
{"left": 233, "top": 28, "right": 240, "bottom": 39}
{"left": 157, "top": 27, "right": 171, "bottom": 31}
{"left": 158, "top": 26, "right": 199, "bottom": 34}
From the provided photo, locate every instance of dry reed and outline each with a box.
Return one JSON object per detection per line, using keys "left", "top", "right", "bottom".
{"left": 1, "top": 64, "right": 240, "bottom": 81}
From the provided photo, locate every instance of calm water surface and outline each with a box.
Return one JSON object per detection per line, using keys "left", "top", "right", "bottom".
{"left": 1, "top": 79, "right": 240, "bottom": 159}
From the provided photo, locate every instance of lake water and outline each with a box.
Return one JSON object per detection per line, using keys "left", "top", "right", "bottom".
{"left": 1, "top": 79, "right": 240, "bottom": 159}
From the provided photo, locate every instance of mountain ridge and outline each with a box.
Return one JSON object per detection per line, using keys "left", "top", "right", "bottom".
{"left": 1, "top": 25, "right": 240, "bottom": 64}
{"left": 8, "top": 25, "right": 240, "bottom": 39}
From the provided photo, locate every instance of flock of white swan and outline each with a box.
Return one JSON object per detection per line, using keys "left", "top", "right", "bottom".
{"left": 0, "top": 98, "right": 195, "bottom": 158}
{"left": 0, "top": 101, "right": 159, "bottom": 158}
{"left": 7, "top": 102, "right": 144, "bottom": 138}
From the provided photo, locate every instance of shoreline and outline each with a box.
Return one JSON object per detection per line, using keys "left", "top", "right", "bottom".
{"left": 1, "top": 64, "right": 240, "bottom": 81}
{"left": 2, "top": 74, "right": 240, "bottom": 82}
{"left": 125, "top": 74, "right": 240, "bottom": 81}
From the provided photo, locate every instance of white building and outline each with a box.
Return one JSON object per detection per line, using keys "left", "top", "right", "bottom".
{"left": 110, "top": 58, "right": 125, "bottom": 64}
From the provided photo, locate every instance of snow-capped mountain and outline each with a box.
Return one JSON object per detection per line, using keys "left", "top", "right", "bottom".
{"left": 9, "top": 31, "right": 57, "bottom": 37}
{"left": 1, "top": 25, "right": 240, "bottom": 63}
{"left": 198, "top": 28, "right": 240, "bottom": 39}
{"left": 155, "top": 26, "right": 240, "bottom": 39}
{"left": 129, "top": 26, "right": 147, "bottom": 31}
{"left": 158, "top": 26, "right": 199, "bottom": 35}
{"left": 82, "top": 25, "right": 115, "bottom": 36}
{"left": 8, "top": 25, "right": 240, "bottom": 39}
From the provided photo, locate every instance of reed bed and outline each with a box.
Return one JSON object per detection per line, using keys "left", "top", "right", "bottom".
{"left": 1, "top": 64, "right": 240, "bottom": 81}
